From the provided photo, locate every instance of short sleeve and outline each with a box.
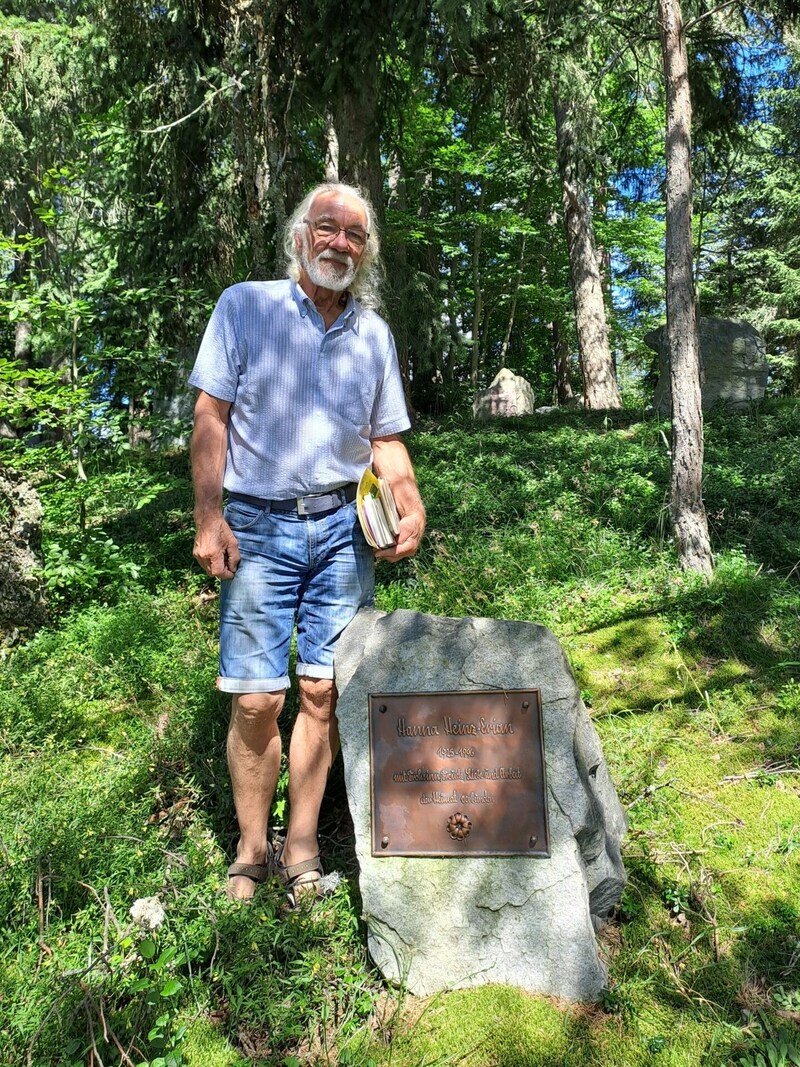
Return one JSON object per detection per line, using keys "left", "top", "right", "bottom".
{"left": 188, "top": 288, "right": 242, "bottom": 402}
{"left": 370, "top": 329, "right": 412, "bottom": 439}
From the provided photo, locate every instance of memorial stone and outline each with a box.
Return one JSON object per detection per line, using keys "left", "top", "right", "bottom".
{"left": 472, "top": 368, "right": 535, "bottom": 420}
{"left": 335, "top": 608, "right": 627, "bottom": 1001}
{"left": 648, "top": 317, "right": 768, "bottom": 413}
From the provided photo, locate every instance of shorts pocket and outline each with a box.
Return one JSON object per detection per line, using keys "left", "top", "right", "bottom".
{"left": 224, "top": 499, "right": 264, "bottom": 532}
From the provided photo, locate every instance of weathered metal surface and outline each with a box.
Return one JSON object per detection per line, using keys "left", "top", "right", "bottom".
{"left": 368, "top": 690, "right": 549, "bottom": 857}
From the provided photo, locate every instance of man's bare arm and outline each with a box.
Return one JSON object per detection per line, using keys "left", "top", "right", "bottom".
{"left": 191, "top": 390, "right": 240, "bottom": 579}
{"left": 371, "top": 434, "right": 425, "bottom": 562}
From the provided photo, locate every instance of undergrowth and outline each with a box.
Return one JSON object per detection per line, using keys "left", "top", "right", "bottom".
{"left": 1, "top": 405, "right": 799, "bottom": 1066}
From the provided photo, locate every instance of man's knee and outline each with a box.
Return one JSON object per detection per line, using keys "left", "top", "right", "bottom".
{"left": 298, "top": 678, "right": 337, "bottom": 723}
{"left": 231, "top": 691, "right": 285, "bottom": 727}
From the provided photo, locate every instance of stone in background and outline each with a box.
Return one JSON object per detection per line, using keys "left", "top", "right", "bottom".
{"left": 0, "top": 468, "right": 48, "bottom": 646}
{"left": 473, "top": 368, "right": 535, "bottom": 420}
{"left": 648, "top": 317, "right": 768, "bottom": 414}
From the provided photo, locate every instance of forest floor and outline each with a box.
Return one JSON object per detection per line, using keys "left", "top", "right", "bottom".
{"left": 1, "top": 403, "right": 799, "bottom": 1067}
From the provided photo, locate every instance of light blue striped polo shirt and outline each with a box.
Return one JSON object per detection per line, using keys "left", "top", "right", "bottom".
{"left": 189, "top": 279, "right": 411, "bottom": 499}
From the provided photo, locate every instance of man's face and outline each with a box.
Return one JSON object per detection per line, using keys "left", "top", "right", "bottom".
{"left": 298, "top": 190, "right": 369, "bottom": 293}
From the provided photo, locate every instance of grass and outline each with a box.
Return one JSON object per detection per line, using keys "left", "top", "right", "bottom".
{"left": 1, "top": 404, "right": 799, "bottom": 1065}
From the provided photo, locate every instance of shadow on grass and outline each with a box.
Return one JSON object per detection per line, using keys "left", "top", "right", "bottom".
{"left": 580, "top": 563, "right": 799, "bottom": 717}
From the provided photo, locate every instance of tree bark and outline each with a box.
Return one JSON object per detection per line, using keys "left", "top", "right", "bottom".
{"left": 659, "top": 0, "right": 713, "bottom": 575}
{"left": 554, "top": 94, "right": 622, "bottom": 410}
{"left": 334, "top": 57, "right": 385, "bottom": 229}
{"left": 323, "top": 110, "right": 340, "bottom": 182}
{"left": 469, "top": 184, "right": 486, "bottom": 387}
{"left": 552, "top": 319, "right": 575, "bottom": 405}
{"left": 500, "top": 185, "right": 533, "bottom": 364}
{"left": 225, "top": 0, "right": 288, "bottom": 279}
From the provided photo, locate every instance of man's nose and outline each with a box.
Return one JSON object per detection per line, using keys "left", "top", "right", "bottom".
{"left": 330, "top": 227, "right": 350, "bottom": 251}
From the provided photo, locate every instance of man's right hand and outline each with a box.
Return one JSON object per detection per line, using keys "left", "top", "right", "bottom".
{"left": 193, "top": 514, "right": 241, "bottom": 580}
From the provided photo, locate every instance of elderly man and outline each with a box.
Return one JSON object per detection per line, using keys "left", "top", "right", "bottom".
{"left": 189, "top": 183, "right": 424, "bottom": 903}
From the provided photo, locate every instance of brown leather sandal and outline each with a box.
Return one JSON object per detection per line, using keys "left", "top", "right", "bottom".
{"left": 225, "top": 838, "right": 279, "bottom": 900}
{"left": 225, "top": 860, "right": 271, "bottom": 900}
{"left": 275, "top": 853, "right": 323, "bottom": 908}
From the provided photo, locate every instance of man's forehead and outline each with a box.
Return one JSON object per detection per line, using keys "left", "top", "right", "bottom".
{"left": 309, "top": 191, "right": 367, "bottom": 224}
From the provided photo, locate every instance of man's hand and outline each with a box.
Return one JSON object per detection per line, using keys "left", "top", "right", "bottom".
{"left": 375, "top": 512, "right": 424, "bottom": 561}
{"left": 191, "top": 391, "right": 237, "bottom": 578}
{"left": 193, "top": 512, "right": 241, "bottom": 580}
{"left": 371, "top": 433, "right": 425, "bottom": 563}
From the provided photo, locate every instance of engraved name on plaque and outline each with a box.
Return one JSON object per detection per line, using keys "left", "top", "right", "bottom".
{"left": 368, "top": 689, "right": 549, "bottom": 857}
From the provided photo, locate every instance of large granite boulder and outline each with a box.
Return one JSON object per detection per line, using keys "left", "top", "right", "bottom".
{"left": 473, "top": 368, "right": 535, "bottom": 420}
{"left": 647, "top": 317, "right": 768, "bottom": 414}
{"left": 0, "top": 468, "right": 48, "bottom": 645}
{"left": 334, "top": 609, "right": 627, "bottom": 1002}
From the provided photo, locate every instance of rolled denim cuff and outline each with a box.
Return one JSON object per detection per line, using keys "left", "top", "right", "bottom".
{"left": 216, "top": 675, "right": 291, "bottom": 693}
{"left": 296, "top": 663, "right": 335, "bottom": 680}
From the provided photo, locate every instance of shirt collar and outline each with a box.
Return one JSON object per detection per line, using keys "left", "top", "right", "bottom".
{"left": 290, "top": 279, "right": 359, "bottom": 332}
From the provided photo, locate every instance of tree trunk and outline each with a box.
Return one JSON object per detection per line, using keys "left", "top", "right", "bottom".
{"left": 225, "top": 0, "right": 287, "bottom": 278}
{"left": 445, "top": 277, "right": 460, "bottom": 384}
{"left": 659, "top": 0, "right": 713, "bottom": 575}
{"left": 499, "top": 223, "right": 530, "bottom": 364}
{"left": 324, "top": 110, "right": 340, "bottom": 182}
{"left": 470, "top": 185, "right": 485, "bottom": 388}
{"left": 552, "top": 320, "right": 575, "bottom": 405}
{"left": 384, "top": 155, "right": 415, "bottom": 412}
{"left": 554, "top": 93, "right": 622, "bottom": 410}
{"left": 335, "top": 59, "right": 385, "bottom": 229}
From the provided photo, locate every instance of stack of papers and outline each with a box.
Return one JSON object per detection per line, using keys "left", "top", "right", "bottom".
{"left": 357, "top": 468, "right": 401, "bottom": 549}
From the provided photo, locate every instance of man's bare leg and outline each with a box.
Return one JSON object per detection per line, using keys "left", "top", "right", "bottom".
{"left": 280, "top": 678, "right": 339, "bottom": 880}
{"left": 226, "top": 691, "right": 284, "bottom": 900}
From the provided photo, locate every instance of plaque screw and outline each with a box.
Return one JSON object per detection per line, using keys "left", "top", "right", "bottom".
{"left": 381, "top": 836, "right": 389, "bottom": 848}
{"left": 529, "top": 835, "right": 537, "bottom": 847}
{"left": 521, "top": 701, "right": 530, "bottom": 712}
{"left": 379, "top": 704, "right": 387, "bottom": 713}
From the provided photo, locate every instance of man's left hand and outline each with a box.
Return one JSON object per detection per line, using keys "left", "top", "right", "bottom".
{"left": 371, "top": 433, "right": 425, "bottom": 562}
{"left": 375, "top": 511, "right": 424, "bottom": 562}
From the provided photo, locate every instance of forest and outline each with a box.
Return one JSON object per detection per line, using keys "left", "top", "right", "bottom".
{"left": 2, "top": 1, "right": 800, "bottom": 1066}
{"left": 3, "top": 0, "right": 800, "bottom": 437}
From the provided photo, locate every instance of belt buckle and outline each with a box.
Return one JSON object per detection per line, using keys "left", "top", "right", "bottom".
{"left": 296, "top": 495, "right": 309, "bottom": 516}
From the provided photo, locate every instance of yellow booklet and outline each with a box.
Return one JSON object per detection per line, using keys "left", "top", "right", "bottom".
{"left": 356, "top": 468, "right": 401, "bottom": 549}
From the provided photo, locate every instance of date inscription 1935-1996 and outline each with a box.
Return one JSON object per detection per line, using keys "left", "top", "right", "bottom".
{"left": 368, "top": 689, "right": 549, "bottom": 859}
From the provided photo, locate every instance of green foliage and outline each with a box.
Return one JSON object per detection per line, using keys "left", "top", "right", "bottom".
{"left": 2, "top": 409, "right": 799, "bottom": 1065}
{"left": 737, "top": 1029, "right": 800, "bottom": 1067}
{"left": 44, "top": 531, "right": 141, "bottom": 601}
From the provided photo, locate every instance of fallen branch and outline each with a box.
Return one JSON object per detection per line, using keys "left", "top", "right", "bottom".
{"left": 722, "top": 767, "right": 800, "bottom": 784}
{"left": 35, "top": 863, "right": 53, "bottom": 978}
{"left": 627, "top": 778, "right": 676, "bottom": 807}
{"left": 82, "top": 984, "right": 136, "bottom": 1067}
{"left": 670, "top": 786, "right": 744, "bottom": 823}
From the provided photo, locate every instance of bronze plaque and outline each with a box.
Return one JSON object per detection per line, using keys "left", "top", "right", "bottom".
{"left": 369, "top": 689, "right": 549, "bottom": 857}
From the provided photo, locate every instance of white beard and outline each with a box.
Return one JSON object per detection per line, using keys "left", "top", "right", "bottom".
{"left": 302, "top": 247, "right": 357, "bottom": 292}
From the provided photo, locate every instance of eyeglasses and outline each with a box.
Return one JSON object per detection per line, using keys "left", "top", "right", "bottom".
{"left": 304, "top": 218, "right": 369, "bottom": 250}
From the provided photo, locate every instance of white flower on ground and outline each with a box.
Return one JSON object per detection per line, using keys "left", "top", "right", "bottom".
{"left": 130, "top": 896, "right": 166, "bottom": 932}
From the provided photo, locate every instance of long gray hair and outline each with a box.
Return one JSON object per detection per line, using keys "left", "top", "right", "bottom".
{"left": 283, "top": 182, "right": 384, "bottom": 310}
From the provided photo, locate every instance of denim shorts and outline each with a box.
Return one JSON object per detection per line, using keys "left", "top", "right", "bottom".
{"left": 217, "top": 498, "right": 375, "bottom": 693}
